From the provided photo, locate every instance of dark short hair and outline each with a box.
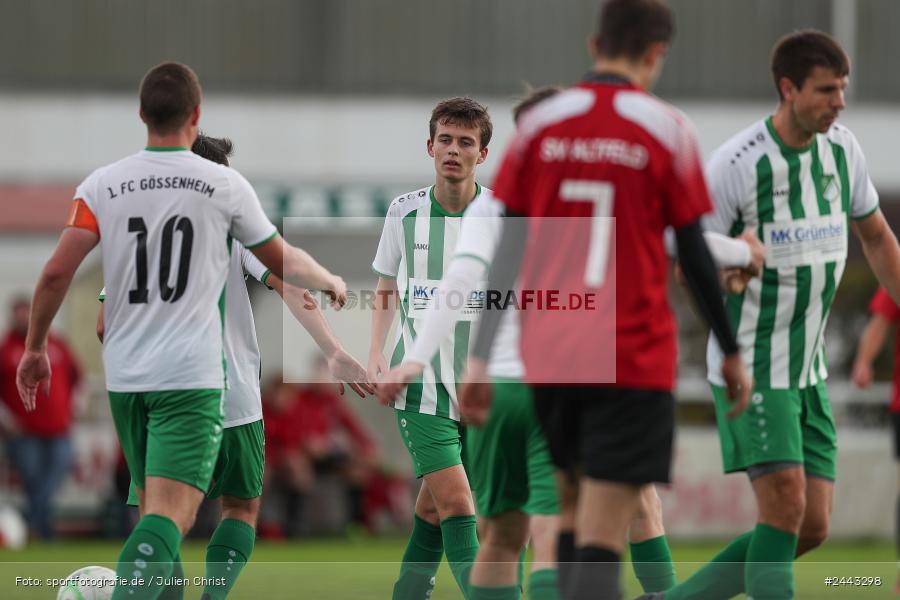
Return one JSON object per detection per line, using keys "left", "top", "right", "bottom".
{"left": 429, "top": 97, "right": 493, "bottom": 149}
{"left": 595, "top": 0, "right": 674, "bottom": 61}
{"left": 513, "top": 85, "right": 563, "bottom": 125}
{"left": 139, "top": 62, "right": 203, "bottom": 134}
{"left": 192, "top": 132, "right": 234, "bottom": 166}
{"left": 9, "top": 294, "right": 29, "bottom": 312}
{"left": 771, "top": 30, "right": 849, "bottom": 100}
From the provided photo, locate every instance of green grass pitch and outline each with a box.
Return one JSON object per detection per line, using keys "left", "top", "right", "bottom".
{"left": 0, "top": 537, "right": 894, "bottom": 598}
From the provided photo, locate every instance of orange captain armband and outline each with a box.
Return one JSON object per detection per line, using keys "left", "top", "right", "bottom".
{"left": 66, "top": 198, "right": 100, "bottom": 236}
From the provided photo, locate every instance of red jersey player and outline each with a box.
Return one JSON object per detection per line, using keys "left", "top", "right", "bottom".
{"left": 461, "top": 1, "right": 750, "bottom": 599}
{"left": 851, "top": 286, "right": 900, "bottom": 593}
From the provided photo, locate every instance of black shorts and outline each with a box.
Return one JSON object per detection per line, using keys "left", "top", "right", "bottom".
{"left": 533, "top": 386, "right": 675, "bottom": 485}
{"left": 892, "top": 412, "right": 900, "bottom": 460}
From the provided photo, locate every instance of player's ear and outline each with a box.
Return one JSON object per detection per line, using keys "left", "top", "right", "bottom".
{"left": 139, "top": 108, "right": 147, "bottom": 124}
{"left": 427, "top": 138, "right": 435, "bottom": 158}
{"left": 477, "top": 146, "right": 488, "bottom": 164}
{"left": 190, "top": 105, "right": 201, "bottom": 127}
{"left": 587, "top": 35, "right": 601, "bottom": 61}
{"left": 778, "top": 77, "right": 796, "bottom": 103}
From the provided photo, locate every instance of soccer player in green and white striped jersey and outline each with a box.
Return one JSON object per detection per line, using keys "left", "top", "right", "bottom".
{"left": 661, "top": 31, "right": 900, "bottom": 600}
{"left": 369, "top": 97, "right": 492, "bottom": 599}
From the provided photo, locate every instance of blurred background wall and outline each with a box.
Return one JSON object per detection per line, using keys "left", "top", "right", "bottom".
{"left": 0, "top": 0, "right": 897, "bottom": 540}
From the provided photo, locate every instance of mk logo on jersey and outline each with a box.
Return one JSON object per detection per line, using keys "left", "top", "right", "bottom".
{"left": 769, "top": 229, "right": 793, "bottom": 244}
{"left": 412, "top": 285, "right": 438, "bottom": 299}
{"left": 414, "top": 243, "right": 429, "bottom": 250}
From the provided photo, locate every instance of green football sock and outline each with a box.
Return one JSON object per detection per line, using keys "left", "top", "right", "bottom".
{"left": 441, "top": 514, "right": 480, "bottom": 597}
{"left": 393, "top": 515, "right": 444, "bottom": 600}
{"left": 202, "top": 518, "right": 256, "bottom": 600}
{"left": 111, "top": 514, "right": 181, "bottom": 600}
{"left": 527, "top": 568, "right": 559, "bottom": 600}
{"left": 468, "top": 584, "right": 520, "bottom": 600}
{"left": 664, "top": 531, "right": 751, "bottom": 600}
{"left": 745, "top": 523, "right": 797, "bottom": 600}
{"left": 157, "top": 552, "right": 184, "bottom": 600}
{"left": 630, "top": 535, "right": 677, "bottom": 592}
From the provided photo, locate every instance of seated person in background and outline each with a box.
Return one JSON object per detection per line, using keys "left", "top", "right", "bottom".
{"left": 261, "top": 361, "right": 385, "bottom": 537}
{"left": 294, "top": 356, "right": 381, "bottom": 528}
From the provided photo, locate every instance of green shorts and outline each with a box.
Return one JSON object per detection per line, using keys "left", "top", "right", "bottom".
{"left": 126, "top": 418, "right": 264, "bottom": 505}
{"left": 713, "top": 381, "right": 837, "bottom": 480}
{"left": 467, "top": 378, "right": 559, "bottom": 517}
{"left": 109, "top": 388, "right": 224, "bottom": 494}
{"left": 396, "top": 409, "right": 466, "bottom": 478}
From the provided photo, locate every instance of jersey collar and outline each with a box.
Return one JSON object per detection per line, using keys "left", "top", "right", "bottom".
{"left": 764, "top": 116, "right": 814, "bottom": 155}
{"left": 144, "top": 146, "right": 189, "bottom": 152}
{"left": 581, "top": 71, "right": 634, "bottom": 87}
{"left": 429, "top": 182, "right": 481, "bottom": 217}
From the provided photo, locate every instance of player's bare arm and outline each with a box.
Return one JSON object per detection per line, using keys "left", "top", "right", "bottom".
{"left": 852, "top": 208, "right": 900, "bottom": 305}
{"left": 675, "top": 220, "right": 751, "bottom": 416}
{"left": 249, "top": 233, "right": 347, "bottom": 307}
{"left": 267, "top": 274, "right": 372, "bottom": 397}
{"left": 17, "top": 226, "right": 99, "bottom": 410}
{"left": 367, "top": 276, "right": 399, "bottom": 382}
{"left": 851, "top": 313, "right": 891, "bottom": 389}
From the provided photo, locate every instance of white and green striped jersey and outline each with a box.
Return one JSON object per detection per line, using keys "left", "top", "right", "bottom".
{"left": 705, "top": 117, "right": 879, "bottom": 389}
{"left": 372, "top": 184, "right": 488, "bottom": 420}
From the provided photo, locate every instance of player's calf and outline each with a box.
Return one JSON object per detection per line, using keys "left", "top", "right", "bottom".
{"left": 471, "top": 512, "right": 531, "bottom": 588}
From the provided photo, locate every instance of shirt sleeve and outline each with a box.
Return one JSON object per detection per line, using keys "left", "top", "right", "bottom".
{"left": 702, "top": 149, "right": 746, "bottom": 236}
{"left": 227, "top": 169, "right": 279, "bottom": 248}
{"left": 869, "top": 287, "right": 900, "bottom": 321}
{"left": 843, "top": 129, "right": 879, "bottom": 219}
{"left": 68, "top": 171, "right": 102, "bottom": 236}
{"left": 452, "top": 193, "right": 503, "bottom": 267}
{"left": 371, "top": 201, "right": 404, "bottom": 278}
{"left": 661, "top": 116, "right": 713, "bottom": 229}
{"left": 239, "top": 243, "right": 271, "bottom": 286}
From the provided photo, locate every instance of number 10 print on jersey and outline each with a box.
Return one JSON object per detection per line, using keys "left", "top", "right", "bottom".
{"left": 128, "top": 216, "right": 194, "bottom": 304}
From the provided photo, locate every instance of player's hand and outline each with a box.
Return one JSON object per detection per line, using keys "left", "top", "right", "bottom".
{"left": 459, "top": 358, "right": 491, "bottom": 426}
{"left": 16, "top": 349, "right": 51, "bottom": 412}
{"left": 737, "top": 228, "right": 766, "bottom": 276}
{"left": 367, "top": 350, "right": 388, "bottom": 383}
{"left": 376, "top": 362, "right": 424, "bottom": 406}
{"left": 721, "top": 352, "right": 751, "bottom": 419}
{"left": 327, "top": 348, "right": 374, "bottom": 397}
{"left": 851, "top": 360, "right": 873, "bottom": 389}
{"left": 721, "top": 267, "right": 751, "bottom": 295}
{"left": 324, "top": 275, "right": 348, "bottom": 310}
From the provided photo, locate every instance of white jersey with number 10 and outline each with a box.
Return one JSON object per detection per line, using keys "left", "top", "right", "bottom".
{"left": 73, "top": 148, "right": 277, "bottom": 393}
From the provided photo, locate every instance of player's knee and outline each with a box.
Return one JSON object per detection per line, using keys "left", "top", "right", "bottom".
{"left": 799, "top": 519, "right": 829, "bottom": 553}
{"left": 480, "top": 526, "right": 526, "bottom": 561}
{"left": 221, "top": 497, "right": 260, "bottom": 527}
{"left": 438, "top": 496, "right": 473, "bottom": 518}
{"left": 760, "top": 477, "right": 806, "bottom": 527}
{"left": 176, "top": 512, "right": 197, "bottom": 536}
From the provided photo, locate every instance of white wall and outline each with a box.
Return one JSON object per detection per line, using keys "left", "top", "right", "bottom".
{"left": 1, "top": 93, "right": 898, "bottom": 192}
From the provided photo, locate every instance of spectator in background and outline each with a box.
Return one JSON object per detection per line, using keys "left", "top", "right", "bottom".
{"left": 0, "top": 295, "right": 81, "bottom": 540}
{"left": 851, "top": 285, "right": 900, "bottom": 593}
{"left": 262, "top": 376, "right": 313, "bottom": 538}
{"left": 261, "top": 361, "right": 383, "bottom": 537}
{"left": 295, "top": 356, "right": 381, "bottom": 528}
